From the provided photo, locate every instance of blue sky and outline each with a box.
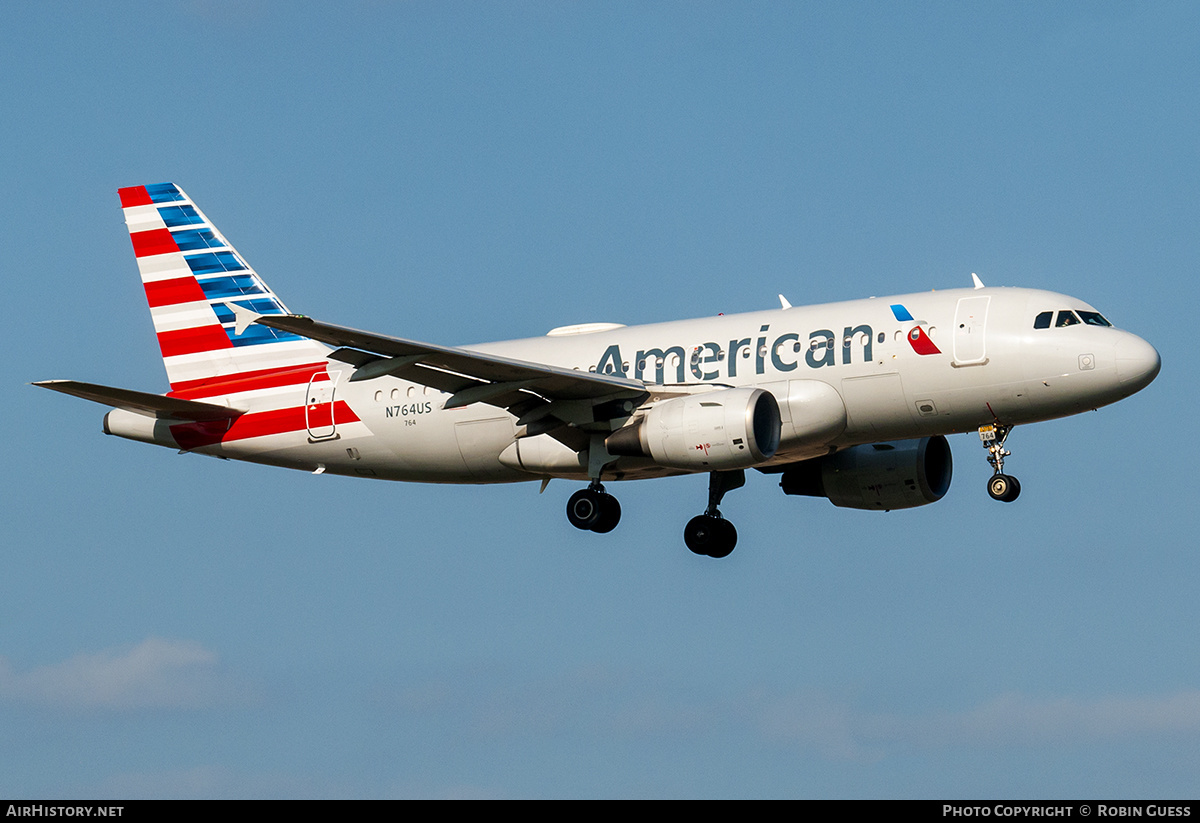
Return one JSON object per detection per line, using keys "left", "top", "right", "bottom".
{"left": 3, "top": 1, "right": 1196, "bottom": 798}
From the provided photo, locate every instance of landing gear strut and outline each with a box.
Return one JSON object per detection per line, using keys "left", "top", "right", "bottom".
{"left": 684, "top": 470, "right": 744, "bottom": 558}
{"left": 980, "top": 423, "right": 1021, "bottom": 503}
{"left": 566, "top": 482, "right": 622, "bottom": 533}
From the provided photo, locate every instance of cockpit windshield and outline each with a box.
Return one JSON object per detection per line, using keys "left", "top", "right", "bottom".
{"left": 1034, "top": 309, "right": 1113, "bottom": 329}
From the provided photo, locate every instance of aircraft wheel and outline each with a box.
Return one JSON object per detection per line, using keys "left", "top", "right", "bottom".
{"left": 567, "top": 488, "right": 602, "bottom": 530}
{"left": 591, "top": 493, "right": 622, "bottom": 534}
{"left": 1002, "top": 476, "right": 1021, "bottom": 502}
{"left": 987, "top": 474, "right": 1020, "bottom": 503}
{"left": 684, "top": 515, "right": 737, "bottom": 558}
{"left": 708, "top": 519, "right": 737, "bottom": 558}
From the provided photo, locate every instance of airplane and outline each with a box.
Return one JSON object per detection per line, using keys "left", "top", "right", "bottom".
{"left": 36, "top": 183, "right": 1162, "bottom": 558}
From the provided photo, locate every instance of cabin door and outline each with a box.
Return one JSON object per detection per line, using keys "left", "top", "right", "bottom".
{"left": 953, "top": 296, "right": 991, "bottom": 366}
{"left": 306, "top": 371, "right": 339, "bottom": 440}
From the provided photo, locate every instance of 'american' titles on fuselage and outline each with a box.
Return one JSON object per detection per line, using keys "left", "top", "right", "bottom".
{"left": 593, "top": 322, "right": 877, "bottom": 383}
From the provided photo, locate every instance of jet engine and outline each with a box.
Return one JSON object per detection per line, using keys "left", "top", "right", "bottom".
{"left": 779, "top": 435, "right": 952, "bottom": 510}
{"left": 606, "top": 387, "right": 781, "bottom": 471}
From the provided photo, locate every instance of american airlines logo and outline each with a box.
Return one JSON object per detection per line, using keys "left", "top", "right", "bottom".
{"left": 891, "top": 303, "right": 942, "bottom": 356}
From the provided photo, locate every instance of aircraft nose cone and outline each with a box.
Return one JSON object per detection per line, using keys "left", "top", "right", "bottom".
{"left": 1115, "top": 334, "right": 1161, "bottom": 393}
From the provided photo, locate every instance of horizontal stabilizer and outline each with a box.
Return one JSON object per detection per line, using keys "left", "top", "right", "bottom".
{"left": 33, "top": 380, "right": 243, "bottom": 421}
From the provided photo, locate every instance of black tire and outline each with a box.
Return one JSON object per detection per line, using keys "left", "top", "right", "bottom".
{"left": 591, "top": 493, "right": 622, "bottom": 534}
{"left": 987, "top": 474, "right": 1018, "bottom": 502}
{"left": 684, "top": 515, "right": 736, "bottom": 558}
{"left": 707, "top": 519, "right": 737, "bottom": 558}
{"left": 1001, "top": 476, "right": 1021, "bottom": 502}
{"left": 567, "top": 488, "right": 602, "bottom": 530}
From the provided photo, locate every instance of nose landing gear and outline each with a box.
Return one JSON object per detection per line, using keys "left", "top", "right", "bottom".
{"left": 980, "top": 423, "right": 1021, "bottom": 502}
{"left": 987, "top": 472, "right": 1021, "bottom": 502}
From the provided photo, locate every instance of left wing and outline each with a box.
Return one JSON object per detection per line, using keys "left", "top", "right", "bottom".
{"left": 252, "top": 313, "right": 649, "bottom": 439}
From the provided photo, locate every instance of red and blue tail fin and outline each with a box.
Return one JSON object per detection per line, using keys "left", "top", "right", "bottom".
{"left": 118, "top": 183, "right": 331, "bottom": 395}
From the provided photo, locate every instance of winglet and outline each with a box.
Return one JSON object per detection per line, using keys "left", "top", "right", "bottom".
{"left": 224, "top": 301, "right": 263, "bottom": 336}
{"left": 778, "top": 294, "right": 792, "bottom": 310}
{"left": 971, "top": 272, "right": 985, "bottom": 289}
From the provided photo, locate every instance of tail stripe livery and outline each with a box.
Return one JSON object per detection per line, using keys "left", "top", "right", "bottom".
{"left": 130, "top": 229, "right": 179, "bottom": 258}
{"left": 168, "top": 361, "right": 333, "bottom": 399}
{"left": 169, "top": 396, "right": 363, "bottom": 451}
{"left": 118, "top": 183, "right": 185, "bottom": 207}
{"left": 116, "top": 183, "right": 363, "bottom": 450}
{"left": 117, "top": 183, "right": 330, "bottom": 394}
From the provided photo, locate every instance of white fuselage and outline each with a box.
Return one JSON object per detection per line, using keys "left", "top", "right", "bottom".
{"left": 105, "top": 285, "right": 1158, "bottom": 485}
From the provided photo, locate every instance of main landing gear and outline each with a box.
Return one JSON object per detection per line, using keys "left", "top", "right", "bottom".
{"left": 684, "top": 470, "right": 745, "bottom": 559}
{"left": 980, "top": 422, "right": 1021, "bottom": 503}
{"left": 565, "top": 469, "right": 745, "bottom": 558}
{"left": 566, "top": 483, "right": 622, "bottom": 533}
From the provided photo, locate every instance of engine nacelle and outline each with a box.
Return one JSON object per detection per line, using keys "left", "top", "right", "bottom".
{"left": 607, "top": 387, "right": 781, "bottom": 471}
{"left": 779, "top": 435, "right": 952, "bottom": 510}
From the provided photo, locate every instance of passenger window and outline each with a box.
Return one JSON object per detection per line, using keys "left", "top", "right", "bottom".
{"left": 1056, "top": 311, "right": 1080, "bottom": 327}
{"left": 1034, "top": 311, "right": 1052, "bottom": 329}
{"left": 1078, "top": 311, "right": 1112, "bottom": 327}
